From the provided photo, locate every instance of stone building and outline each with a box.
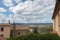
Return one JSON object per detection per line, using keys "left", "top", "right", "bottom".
{"left": 52, "top": 0, "right": 60, "bottom": 36}
{"left": 0, "top": 24, "right": 10, "bottom": 38}
{"left": 0, "top": 22, "right": 32, "bottom": 38}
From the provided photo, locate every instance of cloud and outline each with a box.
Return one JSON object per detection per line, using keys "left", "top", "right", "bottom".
{"left": 1, "top": 0, "right": 56, "bottom": 23}
{"left": 0, "top": 7, "right": 7, "bottom": 12}
{"left": 0, "top": 14, "right": 9, "bottom": 23}
{"left": 3, "top": 0, "right": 14, "bottom": 7}
{"left": 14, "top": 0, "right": 21, "bottom": 4}
{"left": 9, "top": 0, "right": 55, "bottom": 23}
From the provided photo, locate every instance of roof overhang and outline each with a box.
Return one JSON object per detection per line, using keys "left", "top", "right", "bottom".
{"left": 52, "top": 0, "right": 60, "bottom": 19}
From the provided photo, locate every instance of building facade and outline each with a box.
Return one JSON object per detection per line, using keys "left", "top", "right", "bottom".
{"left": 0, "top": 24, "right": 10, "bottom": 38}
{"left": 0, "top": 23, "right": 32, "bottom": 38}
{"left": 52, "top": 0, "right": 60, "bottom": 36}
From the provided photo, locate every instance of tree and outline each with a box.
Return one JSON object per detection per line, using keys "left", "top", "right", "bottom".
{"left": 33, "top": 27, "right": 38, "bottom": 34}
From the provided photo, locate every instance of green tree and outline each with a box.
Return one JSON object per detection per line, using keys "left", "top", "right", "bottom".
{"left": 33, "top": 27, "right": 38, "bottom": 34}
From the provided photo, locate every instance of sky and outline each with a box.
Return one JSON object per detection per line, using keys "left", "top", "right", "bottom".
{"left": 0, "top": 0, "right": 56, "bottom": 23}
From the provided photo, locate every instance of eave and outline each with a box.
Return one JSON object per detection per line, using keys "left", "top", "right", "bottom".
{"left": 52, "top": 0, "right": 60, "bottom": 19}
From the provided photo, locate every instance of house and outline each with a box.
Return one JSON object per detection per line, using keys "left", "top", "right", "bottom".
{"left": 0, "top": 22, "right": 32, "bottom": 38}
{"left": 52, "top": 0, "right": 60, "bottom": 36}
{"left": 0, "top": 22, "right": 53, "bottom": 38}
{"left": 10, "top": 22, "right": 32, "bottom": 37}
{"left": 0, "top": 24, "right": 10, "bottom": 38}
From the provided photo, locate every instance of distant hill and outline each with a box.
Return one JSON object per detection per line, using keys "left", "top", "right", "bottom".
{"left": 10, "top": 23, "right": 53, "bottom": 26}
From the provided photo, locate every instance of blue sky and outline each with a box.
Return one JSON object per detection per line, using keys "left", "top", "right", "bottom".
{"left": 0, "top": 0, "right": 56, "bottom": 23}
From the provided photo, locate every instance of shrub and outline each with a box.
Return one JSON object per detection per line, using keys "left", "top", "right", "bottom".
{"left": 7, "top": 33, "right": 60, "bottom": 40}
{"left": 17, "top": 33, "right": 60, "bottom": 40}
{"left": 7, "top": 37, "right": 17, "bottom": 40}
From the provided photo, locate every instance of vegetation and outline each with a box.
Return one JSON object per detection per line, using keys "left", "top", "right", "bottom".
{"left": 39, "top": 26, "right": 53, "bottom": 33}
{"left": 7, "top": 37, "right": 17, "bottom": 40}
{"left": 33, "top": 27, "right": 38, "bottom": 34}
{"left": 7, "top": 26, "right": 58, "bottom": 40}
{"left": 7, "top": 33, "right": 60, "bottom": 40}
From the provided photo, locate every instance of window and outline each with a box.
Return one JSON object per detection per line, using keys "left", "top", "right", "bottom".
{"left": 0, "top": 34, "right": 3, "bottom": 37}
{"left": 18, "top": 32, "right": 20, "bottom": 35}
{"left": 1, "top": 27, "right": 4, "bottom": 31}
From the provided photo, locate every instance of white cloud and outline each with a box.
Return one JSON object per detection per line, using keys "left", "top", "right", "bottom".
{"left": 0, "top": 7, "right": 7, "bottom": 12}
{"left": 9, "top": 1, "right": 34, "bottom": 13}
{"left": 9, "top": 0, "right": 55, "bottom": 23}
{"left": 14, "top": 0, "right": 21, "bottom": 4}
{"left": 0, "top": 14, "right": 9, "bottom": 23}
{"left": 3, "top": 0, "right": 14, "bottom": 7}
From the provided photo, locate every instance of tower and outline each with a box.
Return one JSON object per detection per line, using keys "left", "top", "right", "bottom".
{"left": 9, "top": 20, "right": 10, "bottom": 24}
{"left": 12, "top": 21, "right": 16, "bottom": 37}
